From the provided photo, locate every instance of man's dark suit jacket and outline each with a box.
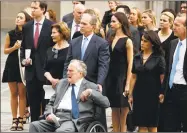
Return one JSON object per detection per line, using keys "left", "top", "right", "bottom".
{"left": 63, "top": 34, "right": 110, "bottom": 86}
{"left": 62, "top": 12, "right": 74, "bottom": 24}
{"left": 20, "top": 19, "right": 54, "bottom": 81}
{"left": 164, "top": 38, "right": 187, "bottom": 94}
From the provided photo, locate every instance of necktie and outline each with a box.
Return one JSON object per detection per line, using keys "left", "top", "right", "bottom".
{"left": 169, "top": 41, "right": 182, "bottom": 89}
{"left": 81, "top": 37, "right": 89, "bottom": 60}
{"left": 75, "top": 24, "right": 79, "bottom": 32}
{"left": 34, "top": 23, "right": 40, "bottom": 48}
{"left": 71, "top": 84, "right": 79, "bottom": 119}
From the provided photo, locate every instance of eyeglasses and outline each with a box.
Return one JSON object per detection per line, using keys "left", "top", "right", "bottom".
{"left": 52, "top": 48, "right": 58, "bottom": 59}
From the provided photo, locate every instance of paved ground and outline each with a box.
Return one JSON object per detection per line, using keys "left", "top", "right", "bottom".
{"left": 0, "top": 30, "right": 113, "bottom": 132}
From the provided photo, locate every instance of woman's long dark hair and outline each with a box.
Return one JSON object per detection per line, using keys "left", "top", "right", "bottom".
{"left": 15, "top": 11, "right": 33, "bottom": 33}
{"left": 143, "top": 30, "right": 164, "bottom": 55}
{"left": 109, "top": 12, "right": 131, "bottom": 43}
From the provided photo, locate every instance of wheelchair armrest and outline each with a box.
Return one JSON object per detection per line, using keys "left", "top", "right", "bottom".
{"left": 77, "top": 117, "right": 94, "bottom": 125}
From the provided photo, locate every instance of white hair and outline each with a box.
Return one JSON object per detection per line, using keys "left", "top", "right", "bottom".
{"left": 70, "top": 59, "right": 87, "bottom": 77}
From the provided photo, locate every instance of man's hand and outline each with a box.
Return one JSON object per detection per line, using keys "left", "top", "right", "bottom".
{"left": 80, "top": 89, "right": 92, "bottom": 102}
{"left": 22, "top": 58, "right": 32, "bottom": 66}
{"left": 159, "top": 94, "right": 164, "bottom": 103}
{"left": 97, "top": 84, "right": 102, "bottom": 92}
{"left": 46, "top": 114, "right": 54, "bottom": 122}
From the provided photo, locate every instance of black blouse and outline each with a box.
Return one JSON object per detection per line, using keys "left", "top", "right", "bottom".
{"left": 44, "top": 47, "right": 68, "bottom": 85}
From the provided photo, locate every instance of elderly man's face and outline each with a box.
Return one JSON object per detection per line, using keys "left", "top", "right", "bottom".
{"left": 173, "top": 16, "right": 186, "bottom": 38}
{"left": 67, "top": 63, "right": 82, "bottom": 84}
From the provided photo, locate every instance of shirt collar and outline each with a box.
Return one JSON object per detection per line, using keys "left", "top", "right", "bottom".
{"left": 74, "top": 78, "right": 84, "bottom": 88}
{"left": 72, "top": 20, "right": 79, "bottom": 26}
{"left": 179, "top": 38, "right": 187, "bottom": 45}
{"left": 83, "top": 33, "right": 94, "bottom": 42}
{"left": 34, "top": 16, "right": 45, "bottom": 25}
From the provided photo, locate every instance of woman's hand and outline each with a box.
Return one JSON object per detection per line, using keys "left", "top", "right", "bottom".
{"left": 13, "top": 40, "right": 21, "bottom": 50}
{"left": 50, "top": 78, "right": 59, "bottom": 88}
{"left": 123, "top": 84, "right": 130, "bottom": 97}
{"left": 159, "top": 94, "right": 164, "bottom": 103}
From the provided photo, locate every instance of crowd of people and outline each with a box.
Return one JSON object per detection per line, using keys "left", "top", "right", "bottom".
{"left": 2, "top": 0, "right": 187, "bottom": 132}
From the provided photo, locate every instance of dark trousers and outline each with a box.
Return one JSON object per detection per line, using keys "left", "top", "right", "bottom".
{"left": 26, "top": 76, "right": 45, "bottom": 122}
{"left": 170, "top": 84, "right": 187, "bottom": 132}
{"left": 158, "top": 89, "right": 181, "bottom": 132}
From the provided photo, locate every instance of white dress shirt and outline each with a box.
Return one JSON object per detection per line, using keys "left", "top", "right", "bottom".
{"left": 57, "top": 78, "right": 83, "bottom": 110}
{"left": 173, "top": 38, "right": 187, "bottom": 85}
{"left": 71, "top": 20, "right": 80, "bottom": 39}
{"left": 33, "top": 16, "right": 45, "bottom": 37}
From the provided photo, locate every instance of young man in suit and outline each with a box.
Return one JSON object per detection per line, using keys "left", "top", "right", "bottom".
{"left": 29, "top": 59, "right": 110, "bottom": 132}
{"left": 63, "top": 12, "right": 110, "bottom": 129}
{"left": 62, "top": 1, "right": 85, "bottom": 23}
{"left": 164, "top": 13, "right": 187, "bottom": 132}
{"left": 20, "top": 1, "right": 54, "bottom": 122}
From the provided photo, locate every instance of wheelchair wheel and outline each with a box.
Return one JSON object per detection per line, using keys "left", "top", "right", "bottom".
{"left": 86, "top": 121, "right": 106, "bottom": 132}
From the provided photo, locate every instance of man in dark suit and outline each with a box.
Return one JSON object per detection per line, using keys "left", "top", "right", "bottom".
{"left": 164, "top": 13, "right": 187, "bottom": 132}
{"left": 20, "top": 1, "right": 53, "bottom": 122}
{"left": 66, "top": 4, "right": 85, "bottom": 40}
{"left": 63, "top": 12, "right": 110, "bottom": 129}
{"left": 62, "top": 1, "right": 85, "bottom": 23}
{"left": 29, "top": 60, "right": 110, "bottom": 132}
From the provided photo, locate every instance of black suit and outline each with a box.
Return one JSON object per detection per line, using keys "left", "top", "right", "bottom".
{"left": 164, "top": 38, "right": 187, "bottom": 131}
{"left": 20, "top": 19, "right": 53, "bottom": 121}
{"left": 63, "top": 34, "right": 110, "bottom": 129}
{"left": 62, "top": 12, "right": 74, "bottom": 24}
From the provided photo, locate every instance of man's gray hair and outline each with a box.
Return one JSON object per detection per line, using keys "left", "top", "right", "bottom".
{"left": 83, "top": 12, "right": 97, "bottom": 25}
{"left": 70, "top": 59, "right": 87, "bottom": 77}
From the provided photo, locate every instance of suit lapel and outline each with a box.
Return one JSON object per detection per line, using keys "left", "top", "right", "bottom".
{"left": 30, "top": 21, "right": 34, "bottom": 48}
{"left": 74, "top": 36, "right": 83, "bottom": 60}
{"left": 169, "top": 40, "right": 178, "bottom": 70}
{"left": 77, "top": 79, "right": 87, "bottom": 102}
{"left": 83, "top": 34, "right": 96, "bottom": 61}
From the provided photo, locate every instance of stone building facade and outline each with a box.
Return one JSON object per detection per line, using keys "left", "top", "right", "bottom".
{"left": 1, "top": 1, "right": 181, "bottom": 30}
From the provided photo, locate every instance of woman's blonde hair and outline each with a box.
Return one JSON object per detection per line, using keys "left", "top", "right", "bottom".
{"left": 142, "top": 9, "right": 156, "bottom": 26}
{"left": 161, "top": 11, "right": 175, "bottom": 28}
{"left": 131, "top": 7, "right": 143, "bottom": 27}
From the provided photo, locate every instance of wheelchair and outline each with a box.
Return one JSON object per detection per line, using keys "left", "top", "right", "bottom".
{"left": 77, "top": 106, "right": 107, "bottom": 132}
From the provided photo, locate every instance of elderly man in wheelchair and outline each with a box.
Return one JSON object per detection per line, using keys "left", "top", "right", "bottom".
{"left": 29, "top": 59, "right": 110, "bottom": 132}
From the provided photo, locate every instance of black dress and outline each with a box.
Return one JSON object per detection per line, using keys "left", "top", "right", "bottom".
{"left": 132, "top": 52, "right": 165, "bottom": 127}
{"left": 2, "top": 29, "right": 22, "bottom": 82}
{"left": 105, "top": 37, "right": 129, "bottom": 108}
{"left": 44, "top": 47, "right": 69, "bottom": 85}
{"left": 159, "top": 31, "right": 177, "bottom": 67}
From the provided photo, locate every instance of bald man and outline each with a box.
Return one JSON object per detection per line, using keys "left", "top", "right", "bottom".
{"left": 65, "top": 4, "right": 85, "bottom": 40}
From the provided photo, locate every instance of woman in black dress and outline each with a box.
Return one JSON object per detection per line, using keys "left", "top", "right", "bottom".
{"left": 106, "top": 12, "right": 134, "bottom": 132}
{"left": 2, "top": 11, "right": 32, "bottom": 131}
{"left": 43, "top": 22, "right": 70, "bottom": 102}
{"left": 129, "top": 30, "right": 165, "bottom": 132}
